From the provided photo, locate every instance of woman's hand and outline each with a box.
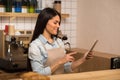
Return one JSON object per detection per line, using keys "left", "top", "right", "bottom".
{"left": 83, "top": 51, "right": 94, "bottom": 60}
{"left": 50, "top": 51, "right": 77, "bottom": 73}
{"left": 58, "top": 51, "right": 77, "bottom": 65}
{"left": 71, "top": 51, "right": 94, "bottom": 71}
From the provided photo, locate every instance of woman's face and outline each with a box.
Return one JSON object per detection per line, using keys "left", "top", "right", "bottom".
{"left": 45, "top": 15, "right": 60, "bottom": 35}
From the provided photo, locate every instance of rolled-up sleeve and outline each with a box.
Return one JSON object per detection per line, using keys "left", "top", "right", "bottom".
{"left": 30, "top": 60, "right": 51, "bottom": 75}
{"left": 64, "top": 62, "right": 73, "bottom": 73}
{"left": 28, "top": 42, "right": 52, "bottom": 75}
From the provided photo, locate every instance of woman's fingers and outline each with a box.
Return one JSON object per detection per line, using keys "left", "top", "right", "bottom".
{"left": 85, "top": 51, "right": 94, "bottom": 59}
{"left": 83, "top": 51, "right": 94, "bottom": 60}
{"left": 68, "top": 51, "right": 77, "bottom": 56}
{"left": 63, "top": 52, "right": 77, "bottom": 62}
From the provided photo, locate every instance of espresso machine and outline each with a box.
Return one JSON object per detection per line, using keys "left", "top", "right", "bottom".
{"left": 0, "top": 30, "right": 32, "bottom": 72}
{"left": 58, "top": 30, "right": 71, "bottom": 52}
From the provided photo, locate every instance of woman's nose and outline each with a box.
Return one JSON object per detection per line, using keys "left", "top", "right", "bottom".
{"left": 57, "top": 23, "right": 60, "bottom": 28}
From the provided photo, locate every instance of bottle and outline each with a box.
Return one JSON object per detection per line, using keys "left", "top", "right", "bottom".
{"left": 35, "top": 0, "right": 42, "bottom": 13}
{"left": 28, "top": 0, "right": 36, "bottom": 13}
{"left": 4, "top": 0, "right": 13, "bottom": 12}
{"left": 53, "top": 0, "right": 61, "bottom": 13}
{"left": 14, "top": 0, "right": 22, "bottom": 12}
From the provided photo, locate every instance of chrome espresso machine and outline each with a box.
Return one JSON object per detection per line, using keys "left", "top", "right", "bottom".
{"left": 0, "top": 30, "right": 32, "bottom": 72}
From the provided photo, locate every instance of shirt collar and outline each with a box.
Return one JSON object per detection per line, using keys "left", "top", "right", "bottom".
{"left": 38, "top": 34, "right": 57, "bottom": 45}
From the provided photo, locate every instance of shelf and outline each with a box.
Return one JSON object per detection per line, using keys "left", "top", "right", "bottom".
{"left": 0, "top": 12, "right": 69, "bottom": 19}
{"left": 0, "top": 12, "right": 38, "bottom": 17}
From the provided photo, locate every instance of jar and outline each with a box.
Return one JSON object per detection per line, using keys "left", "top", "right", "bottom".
{"left": 28, "top": 5, "right": 35, "bottom": 13}
{"left": 53, "top": 0, "right": 61, "bottom": 13}
{"left": 14, "top": 0, "right": 22, "bottom": 12}
{"left": 0, "top": 0, "right": 4, "bottom": 12}
{"left": 0, "top": 5, "right": 4, "bottom": 12}
{"left": 27, "top": 0, "right": 35, "bottom": 13}
{"left": 22, "top": 0, "right": 28, "bottom": 13}
{"left": 22, "top": 6, "right": 27, "bottom": 13}
{"left": 4, "top": 0, "right": 13, "bottom": 12}
{"left": 35, "top": 0, "right": 42, "bottom": 13}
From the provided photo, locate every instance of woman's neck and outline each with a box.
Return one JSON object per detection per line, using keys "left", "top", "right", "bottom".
{"left": 43, "top": 32, "right": 53, "bottom": 43}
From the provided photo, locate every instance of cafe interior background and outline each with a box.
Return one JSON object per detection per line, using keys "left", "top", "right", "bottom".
{"left": 0, "top": 0, "right": 120, "bottom": 73}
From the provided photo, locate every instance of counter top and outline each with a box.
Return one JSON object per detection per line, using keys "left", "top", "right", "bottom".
{"left": 0, "top": 69, "right": 120, "bottom": 80}
{"left": 71, "top": 48, "right": 120, "bottom": 58}
{"left": 49, "top": 69, "right": 120, "bottom": 80}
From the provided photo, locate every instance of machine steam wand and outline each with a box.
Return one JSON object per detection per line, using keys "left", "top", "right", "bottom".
{"left": 58, "top": 30, "right": 71, "bottom": 53}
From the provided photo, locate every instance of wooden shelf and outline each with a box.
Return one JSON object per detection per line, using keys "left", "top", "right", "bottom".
{"left": 61, "top": 14, "right": 69, "bottom": 19}
{"left": 0, "top": 12, "right": 37, "bottom": 17}
{"left": 0, "top": 12, "right": 69, "bottom": 19}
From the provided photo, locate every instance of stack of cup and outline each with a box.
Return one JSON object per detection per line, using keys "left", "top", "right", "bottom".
{"left": 53, "top": 0, "right": 61, "bottom": 13}
{"left": 8, "top": 25, "right": 15, "bottom": 36}
{"left": 5, "top": 25, "right": 15, "bottom": 42}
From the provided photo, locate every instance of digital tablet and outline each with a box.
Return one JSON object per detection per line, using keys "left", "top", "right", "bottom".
{"left": 88, "top": 40, "right": 98, "bottom": 53}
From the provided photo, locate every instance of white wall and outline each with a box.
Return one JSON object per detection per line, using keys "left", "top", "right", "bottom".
{"left": 77, "top": 0, "right": 120, "bottom": 55}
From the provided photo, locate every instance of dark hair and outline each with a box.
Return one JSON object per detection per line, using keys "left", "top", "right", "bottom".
{"left": 31, "top": 7, "right": 61, "bottom": 42}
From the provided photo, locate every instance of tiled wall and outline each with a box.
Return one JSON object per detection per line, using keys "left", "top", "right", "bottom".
{"left": 0, "top": 0, "right": 77, "bottom": 48}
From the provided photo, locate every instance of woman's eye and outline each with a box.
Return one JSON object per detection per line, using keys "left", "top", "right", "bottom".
{"left": 54, "top": 22, "right": 56, "bottom": 24}
{"left": 54, "top": 22, "right": 58, "bottom": 24}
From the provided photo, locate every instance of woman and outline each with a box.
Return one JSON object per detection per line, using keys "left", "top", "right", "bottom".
{"left": 28, "top": 7, "right": 93, "bottom": 75}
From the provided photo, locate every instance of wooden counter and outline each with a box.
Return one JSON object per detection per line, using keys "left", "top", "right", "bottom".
{"left": 69, "top": 48, "right": 120, "bottom": 72}
{"left": 0, "top": 69, "right": 120, "bottom": 80}
{"left": 49, "top": 69, "right": 120, "bottom": 80}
